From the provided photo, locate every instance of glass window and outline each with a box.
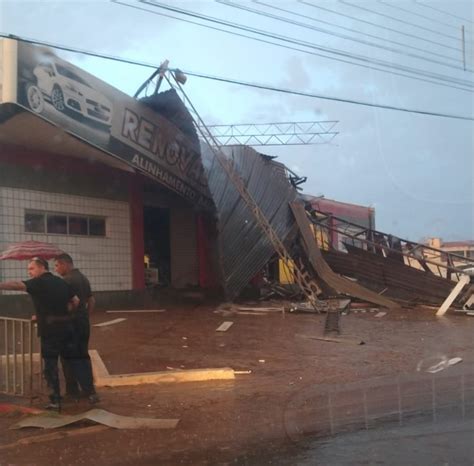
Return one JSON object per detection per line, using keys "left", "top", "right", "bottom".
{"left": 55, "top": 63, "right": 91, "bottom": 87}
{"left": 69, "top": 216, "right": 88, "bottom": 235}
{"left": 89, "top": 217, "right": 106, "bottom": 236}
{"left": 25, "top": 212, "right": 45, "bottom": 233}
{"left": 47, "top": 214, "right": 67, "bottom": 234}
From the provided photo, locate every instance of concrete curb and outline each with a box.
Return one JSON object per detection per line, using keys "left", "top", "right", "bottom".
{"left": 89, "top": 350, "right": 235, "bottom": 387}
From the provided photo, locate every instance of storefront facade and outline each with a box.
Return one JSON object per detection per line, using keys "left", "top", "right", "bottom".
{"left": 0, "top": 38, "right": 217, "bottom": 309}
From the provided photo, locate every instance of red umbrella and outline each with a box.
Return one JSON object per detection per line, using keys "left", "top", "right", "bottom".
{"left": 0, "top": 240, "right": 65, "bottom": 260}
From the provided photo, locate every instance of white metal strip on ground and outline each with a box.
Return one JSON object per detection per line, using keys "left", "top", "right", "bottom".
{"left": 216, "top": 321, "right": 234, "bottom": 332}
{"left": 93, "top": 318, "right": 127, "bottom": 327}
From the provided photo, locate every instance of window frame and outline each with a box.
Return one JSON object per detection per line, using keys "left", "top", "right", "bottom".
{"left": 24, "top": 209, "right": 107, "bottom": 238}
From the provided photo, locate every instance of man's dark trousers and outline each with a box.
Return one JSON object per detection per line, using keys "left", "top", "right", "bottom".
{"left": 41, "top": 323, "right": 88, "bottom": 402}
{"left": 62, "top": 313, "right": 95, "bottom": 397}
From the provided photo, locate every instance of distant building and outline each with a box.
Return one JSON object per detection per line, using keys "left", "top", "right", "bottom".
{"left": 425, "top": 238, "right": 474, "bottom": 271}
{"left": 428, "top": 239, "right": 474, "bottom": 260}
{"left": 303, "top": 195, "right": 375, "bottom": 251}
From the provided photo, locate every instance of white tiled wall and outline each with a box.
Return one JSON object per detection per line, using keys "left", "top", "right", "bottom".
{"left": 0, "top": 187, "right": 132, "bottom": 293}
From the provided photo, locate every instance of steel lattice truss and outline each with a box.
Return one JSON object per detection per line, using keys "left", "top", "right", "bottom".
{"left": 198, "top": 121, "right": 339, "bottom": 146}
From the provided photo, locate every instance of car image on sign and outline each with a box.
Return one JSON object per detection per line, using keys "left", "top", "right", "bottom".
{"left": 24, "top": 60, "right": 113, "bottom": 130}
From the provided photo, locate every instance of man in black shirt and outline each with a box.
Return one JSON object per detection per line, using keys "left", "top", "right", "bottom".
{"left": 54, "top": 253, "right": 98, "bottom": 403}
{"left": 0, "top": 257, "right": 82, "bottom": 410}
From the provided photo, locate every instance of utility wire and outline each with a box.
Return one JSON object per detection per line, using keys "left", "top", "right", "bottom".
{"left": 254, "top": 0, "right": 464, "bottom": 65}
{"left": 136, "top": 0, "right": 474, "bottom": 89}
{"left": 114, "top": 0, "right": 473, "bottom": 93}
{"left": 1, "top": 33, "right": 472, "bottom": 121}
{"left": 415, "top": 1, "right": 474, "bottom": 26}
{"left": 122, "top": 0, "right": 473, "bottom": 92}
{"left": 299, "top": 0, "right": 464, "bottom": 54}
{"left": 178, "top": 69, "right": 474, "bottom": 121}
{"left": 217, "top": 0, "right": 472, "bottom": 73}
{"left": 379, "top": 1, "right": 472, "bottom": 36}
{"left": 340, "top": 0, "right": 466, "bottom": 43}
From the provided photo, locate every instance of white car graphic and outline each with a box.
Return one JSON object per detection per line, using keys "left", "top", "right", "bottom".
{"left": 25, "top": 61, "right": 113, "bottom": 128}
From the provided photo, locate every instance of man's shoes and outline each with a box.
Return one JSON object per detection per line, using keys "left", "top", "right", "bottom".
{"left": 88, "top": 394, "right": 100, "bottom": 405}
{"left": 44, "top": 401, "right": 61, "bottom": 411}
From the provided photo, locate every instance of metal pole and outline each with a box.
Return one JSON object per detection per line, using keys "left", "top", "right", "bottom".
{"left": 21, "top": 321, "right": 25, "bottom": 395}
{"left": 5, "top": 320, "right": 10, "bottom": 393}
{"left": 12, "top": 321, "right": 17, "bottom": 394}
{"left": 28, "top": 321, "right": 33, "bottom": 401}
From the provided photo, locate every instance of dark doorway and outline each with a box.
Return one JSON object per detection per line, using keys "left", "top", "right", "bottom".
{"left": 143, "top": 206, "right": 171, "bottom": 286}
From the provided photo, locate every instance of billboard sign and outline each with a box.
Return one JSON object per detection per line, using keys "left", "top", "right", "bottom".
{"left": 1, "top": 38, "right": 212, "bottom": 208}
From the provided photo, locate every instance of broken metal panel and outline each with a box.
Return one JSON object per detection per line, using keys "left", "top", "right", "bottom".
{"left": 11, "top": 408, "right": 179, "bottom": 430}
{"left": 201, "top": 144, "right": 297, "bottom": 299}
{"left": 323, "top": 245, "right": 464, "bottom": 306}
{"left": 290, "top": 201, "right": 399, "bottom": 309}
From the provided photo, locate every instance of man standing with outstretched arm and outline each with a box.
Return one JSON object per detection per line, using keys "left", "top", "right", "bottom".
{"left": 0, "top": 257, "right": 81, "bottom": 410}
{"left": 54, "top": 253, "right": 99, "bottom": 404}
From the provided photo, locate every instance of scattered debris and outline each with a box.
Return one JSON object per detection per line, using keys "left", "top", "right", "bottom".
{"left": 288, "top": 301, "right": 318, "bottom": 313}
{"left": 258, "top": 359, "right": 265, "bottom": 363}
{"left": 260, "top": 282, "right": 301, "bottom": 301}
{"left": 351, "top": 308, "right": 380, "bottom": 314}
{"left": 106, "top": 309, "right": 166, "bottom": 313}
{"left": 467, "top": 311, "right": 474, "bottom": 317}
{"left": 237, "top": 306, "right": 283, "bottom": 312}
{"left": 463, "top": 294, "right": 474, "bottom": 310}
{"left": 426, "top": 357, "right": 463, "bottom": 374}
{"left": 216, "top": 321, "right": 234, "bottom": 332}
{"left": 94, "top": 318, "right": 127, "bottom": 327}
{"left": 296, "top": 334, "right": 365, "bottom": 345}
{"left": 436, "top": 275, "right": 471, "bottom": 316}
{"left": 234, "top": 370, "right": 252, "bottom": 375}
{"left": 10, "top": 408, "right": 180, "bottom": 430}
{"left": 375, "top": 312, "right": 387, "bottom": 318}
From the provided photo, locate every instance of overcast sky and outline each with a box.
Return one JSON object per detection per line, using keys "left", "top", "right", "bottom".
{"left": 1, "top": 0, "right": 473, "bottom": 242}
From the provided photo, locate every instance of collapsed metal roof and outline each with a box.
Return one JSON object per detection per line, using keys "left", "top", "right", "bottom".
{"left": 201, "top": 144, "right": 297, "bottom": 300}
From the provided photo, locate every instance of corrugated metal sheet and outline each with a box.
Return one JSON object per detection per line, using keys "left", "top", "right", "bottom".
{"left": 200, "top": 144, "right": 297, "bottom": 299}
{"left": 323, "top": 245, "right": 467, "bottom": 306}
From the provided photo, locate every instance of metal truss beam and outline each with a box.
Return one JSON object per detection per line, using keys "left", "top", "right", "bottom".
{"left": 198, "top": 121, "right": 339, "bottom": 146}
